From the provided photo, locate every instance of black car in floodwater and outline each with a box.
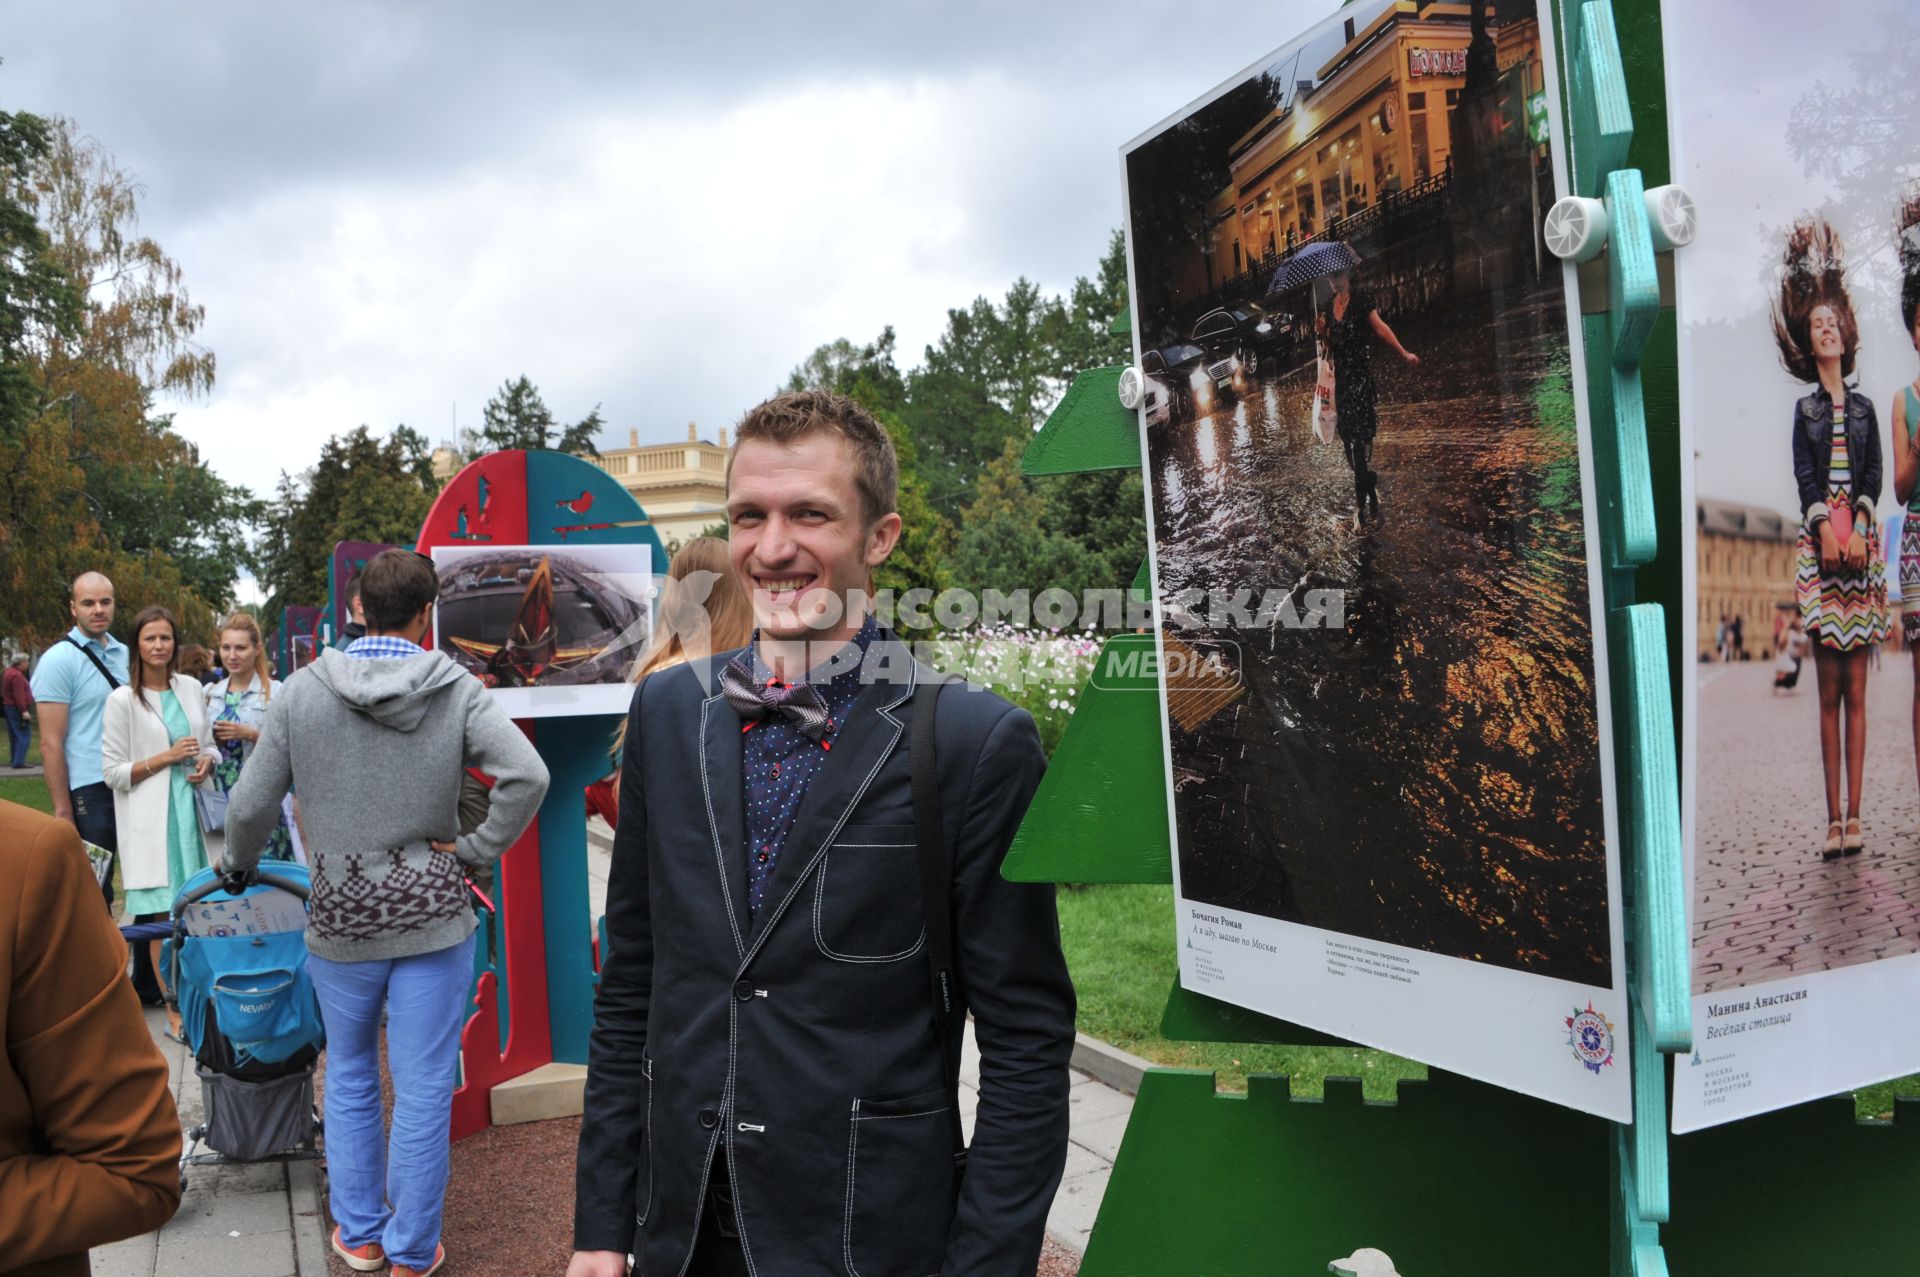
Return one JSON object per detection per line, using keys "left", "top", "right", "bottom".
{"left": 1192, "top": 301, "right": 1298, "bottom": 378}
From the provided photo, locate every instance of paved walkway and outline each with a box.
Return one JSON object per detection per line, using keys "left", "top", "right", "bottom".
{"left": 98, "top": 822, "right": 1131, "bottom": 1267}
{"left": 91, "top": 822, "right": 1131, "bottom": 1270}
{"left": 588, "top": 816, "right": 1128, "bottom": 1253}
{"left": 92, "top": 1006, "right": 328, "bottom": 1277}
{"left": 1695, "top": 661, "right": 1920, "bottom": 995}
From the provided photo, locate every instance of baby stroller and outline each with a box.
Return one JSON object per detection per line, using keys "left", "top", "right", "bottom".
{"left": 159, "top": 864, "right": 327, "bottom": 1189}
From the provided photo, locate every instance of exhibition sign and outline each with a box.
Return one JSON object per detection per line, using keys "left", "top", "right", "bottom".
{"left": 330, "top": 540, "right": 398, "bottom": 638}
{"left": 430, "top": 542, "right": 652, "bottom": 719}
{"left": 1121, "top": 0, "right": 1630, "bottom": 1119}
{"left": 1670, "top": 0, "right": 1920, "bottom": 1133}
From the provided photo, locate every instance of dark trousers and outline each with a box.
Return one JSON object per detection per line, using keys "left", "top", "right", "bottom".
{"left": 4, "top": 705, "right": 27, "bottom": 767}
{"left": 1342, "top": 433, "right": 1377, "bottom": 514}
{"left": 71, "top": 781, "right": 162, "bottom": 1003}
{"left": 684, "top": 1164, "right": 750, "bottom": 1277}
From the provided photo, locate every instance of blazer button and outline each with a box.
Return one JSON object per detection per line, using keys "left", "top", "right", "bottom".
{"left": 734, "top": 980, "right": 755, "bottom": 1002}
{"left": 698, "top": 1108, "right": 719, "bottom": 1129}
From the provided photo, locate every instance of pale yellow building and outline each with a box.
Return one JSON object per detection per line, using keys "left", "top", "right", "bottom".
{"left": 429, "top": 425, "right": 730, "bottom": 549}
{"left": 590, "top": 423, "right": 730, "bottom": 549}
{"left": 1697, "top": 499, "right": 1798, "bottom": 660}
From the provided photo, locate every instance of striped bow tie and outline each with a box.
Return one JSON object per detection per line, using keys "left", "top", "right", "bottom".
{"left": 721, "top": 656, "right": 832, "bottom": 741}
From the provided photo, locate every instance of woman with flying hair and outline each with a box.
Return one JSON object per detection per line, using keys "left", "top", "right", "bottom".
{"left": 1779, "top": 217, "right": 1888, "bottom": 860}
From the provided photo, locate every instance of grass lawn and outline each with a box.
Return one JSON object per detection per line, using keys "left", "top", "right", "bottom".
{"left": 0, "top": 723, "right": 48, "bottom": 813}
{"left": 1058, "top": 883, "right": 1425, "bottom": 1099}
{"left": 1057, "top": 883, "right": 1919, "bottom": 1119}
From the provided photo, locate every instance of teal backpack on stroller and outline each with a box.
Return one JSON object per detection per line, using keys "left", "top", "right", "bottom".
{"left": 163, "top": 864, "right": 326, "bottom": 1180}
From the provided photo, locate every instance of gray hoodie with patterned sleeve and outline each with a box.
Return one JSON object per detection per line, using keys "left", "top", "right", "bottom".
{"left": 225, "top": 647, "right": 550, "bottom": 962}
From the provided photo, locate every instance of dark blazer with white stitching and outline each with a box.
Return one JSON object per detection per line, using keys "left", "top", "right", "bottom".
{"left": 574, "top": 632, "right": 1076, "bottom": 1276}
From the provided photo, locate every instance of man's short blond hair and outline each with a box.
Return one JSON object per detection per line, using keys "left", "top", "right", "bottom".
{"left": 727, "top": 390, "right": 898, "bottom": 527}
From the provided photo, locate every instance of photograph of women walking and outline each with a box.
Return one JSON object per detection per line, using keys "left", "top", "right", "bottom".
{"left": 1123, "top": 0, "right": 1628, "bottom": 1119}
{"left": 1671, "top": 0, "right": 1920, "bottom": 1132}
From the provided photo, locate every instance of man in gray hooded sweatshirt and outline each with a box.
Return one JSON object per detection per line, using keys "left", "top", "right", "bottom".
{"left": 227, "top": 549, "right": 549, "bottom": 1277}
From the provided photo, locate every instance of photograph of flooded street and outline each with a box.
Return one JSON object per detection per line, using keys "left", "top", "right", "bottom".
{"left": 1128, "top": 0, "right": 1617, "bottom": 991}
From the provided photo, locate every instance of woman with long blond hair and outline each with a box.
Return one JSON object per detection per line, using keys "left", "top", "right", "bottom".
{"left": 591, "top": 538, "right": 752, "bottom": 821}
{"left": 201, "top": 611, "right": 295, "bottom": 863}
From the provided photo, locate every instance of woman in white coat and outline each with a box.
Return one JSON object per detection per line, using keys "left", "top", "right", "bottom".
{"left": 102, "top": 605, "right": 214, "bottom": 1037}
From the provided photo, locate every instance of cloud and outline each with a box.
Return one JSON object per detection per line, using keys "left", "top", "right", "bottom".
{"left": 1, "top": 0, "right": 1356, "bottom": 498}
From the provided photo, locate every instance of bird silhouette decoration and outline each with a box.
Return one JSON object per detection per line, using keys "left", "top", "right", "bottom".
{"left": 557, "top": 489, "right": 595, "bottom": 515}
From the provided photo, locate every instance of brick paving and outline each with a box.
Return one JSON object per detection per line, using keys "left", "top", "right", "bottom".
{"left": 1694, "top": 660, "right": 1920, "bottom": 995}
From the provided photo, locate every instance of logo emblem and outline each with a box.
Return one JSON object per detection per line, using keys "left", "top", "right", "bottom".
{"left": 1564, "top": 1001, "right": 1616, "bottom": 1075}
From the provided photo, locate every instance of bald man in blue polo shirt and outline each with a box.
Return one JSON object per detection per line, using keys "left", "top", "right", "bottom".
{"left": 30, "top": 572, "right": 161, "bottom": 1002}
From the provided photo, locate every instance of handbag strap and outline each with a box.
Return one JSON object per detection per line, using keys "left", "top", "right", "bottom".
{"left": 910, "top": 674, "right": 968, "bottom": 1184}
{"left": 67, "top": 636, "right": 121, "bottom": 691}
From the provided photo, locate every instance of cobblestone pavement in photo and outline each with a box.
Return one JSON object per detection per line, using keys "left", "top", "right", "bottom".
{"left": 1694, "top": 660, "right": 1920, "bottom": 995}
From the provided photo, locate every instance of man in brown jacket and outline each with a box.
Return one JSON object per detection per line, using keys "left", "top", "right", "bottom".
{"left": 0, "top": 798, "right": 182, "bottom": 1275}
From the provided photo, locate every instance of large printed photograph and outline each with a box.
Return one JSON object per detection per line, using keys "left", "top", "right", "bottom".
{"left": 1673, "top": 0, "right": 1920, "bottom": 1131}
{"left": 1127, "top": 0, "right": 1613, "bottom": 983}
{"left": 430, "top": 543, "right": 652, "bottom": 718}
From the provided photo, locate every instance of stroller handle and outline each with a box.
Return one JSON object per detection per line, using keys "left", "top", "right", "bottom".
{"left": 173, "top": 865, "right": 312, "bottom": 916}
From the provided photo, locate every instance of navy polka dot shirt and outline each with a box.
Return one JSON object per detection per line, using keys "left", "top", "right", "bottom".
{"left": 742, "top": 614, "right": 880, "bottom": 915}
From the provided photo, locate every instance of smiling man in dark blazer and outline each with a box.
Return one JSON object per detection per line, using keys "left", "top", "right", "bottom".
{"left": 569, "top": 390, "right": 1076, "bottom": 1277}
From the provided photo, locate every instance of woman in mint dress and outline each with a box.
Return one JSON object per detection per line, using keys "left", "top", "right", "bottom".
{"left": 102, "top": 606, "right": 215, "bottom": 1037}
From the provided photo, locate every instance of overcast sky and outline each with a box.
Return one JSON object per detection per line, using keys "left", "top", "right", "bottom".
{"left": 5, "top": 1, "right": 1357, "bottom": 502}
{"left": 1669, "top": 2, "right": 1920, "bottom": 518}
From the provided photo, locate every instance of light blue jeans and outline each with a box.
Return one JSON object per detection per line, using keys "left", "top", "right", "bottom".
{"left": 308, "top": 934, "right": 476, "bottom": 1268}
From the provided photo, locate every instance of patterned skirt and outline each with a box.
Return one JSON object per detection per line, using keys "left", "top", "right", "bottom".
{"left": 1900, "top": 514, "right": 1920, "bottom": 644}
{"left": 1795, "top": 524, "right": 1890, "bottom": 651}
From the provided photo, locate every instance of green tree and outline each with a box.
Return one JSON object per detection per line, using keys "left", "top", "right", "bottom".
{"left": 786, "top": 233, "right": 1137, "bottom": 615}
{"left": 946, "top": 438, "right": 1079, "bottom": 599}
{"left": 905, "top": 233, "right": 1131, "bottom": 517}
{"left": 389, "top": 423, "right": 444, "bottom": 492}
{"left": 472, "top": 375, "right": 603, "bottom": 457}
{"left": 33, "top": 118, "right": 216, "bottom": 397}
{"left": 783, "top": 327, "right": 908, "bottom": 414}
{"left": 0, "top": 108, "right": 80, "bottom": 448}
{"left": 255, "top": 427, "right": 434, "bottom": 618}
{"left": 85, "top": 418, "right": 262, "bottom": 611}
{"left": 1030, "top": 468, "right": 1148, "bottom": 597}
{"left": 0, "top": 112, "right": 242, "bottom": 647}
{"left": 785, "top": 329, "right": 952, "bottom": 604}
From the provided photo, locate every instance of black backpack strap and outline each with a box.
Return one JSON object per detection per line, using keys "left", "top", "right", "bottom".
{"left": 910, "top": 674, "right": 967, "bottom": 1187}
{"left": 67, "top": 636, "right": 121, "bottom": 691}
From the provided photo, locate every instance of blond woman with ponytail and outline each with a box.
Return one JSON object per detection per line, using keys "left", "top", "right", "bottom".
{"left": 596, "top": 538, "right": 752, "bottom": 817}
{"left": 203, "top": 612, "right": 295, "bottom": 862}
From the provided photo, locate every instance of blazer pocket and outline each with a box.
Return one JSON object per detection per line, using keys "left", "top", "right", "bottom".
{"left": 842, "top": 1088, "right": 955, "bottom": 1277}
{"left": 635, "top": 1053, "right": 655, "bottom": 1228}
{"left": 813, "top": 824, "right": 924, "bottom": 964}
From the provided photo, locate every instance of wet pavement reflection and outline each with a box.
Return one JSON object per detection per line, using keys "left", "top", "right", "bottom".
{"left": 1151, "top": 289, "right": 1612, "bottom": 984}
